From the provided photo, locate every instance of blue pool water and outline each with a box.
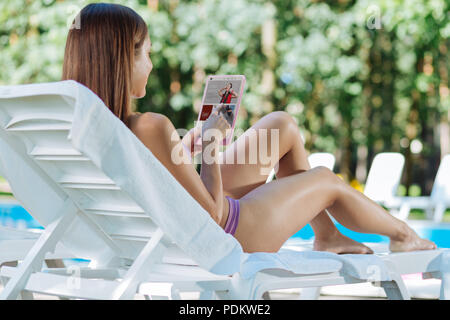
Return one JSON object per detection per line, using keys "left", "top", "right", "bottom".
{"left": 292, "top": 223, "right": 450, "bottom": 248}
{"left": 0, "top": 202, "right": 43, "bottom": 229}
{"left": 1, "top": 202, "right": 450, "bottom": 248}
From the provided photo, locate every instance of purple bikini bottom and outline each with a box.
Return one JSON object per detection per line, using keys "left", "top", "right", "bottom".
{"left": 224, "top": 196, "right": 240, "bottom": 236}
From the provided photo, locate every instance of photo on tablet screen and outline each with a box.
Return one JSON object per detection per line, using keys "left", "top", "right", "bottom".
{"left": 203, "top": 79, "right": 242, "bottom": 105}
{"left": 218, "top": 104, "right": 236, "bottom": 127}
{"left": 199, "top": 104, "right": 237, "bottom": 127}
{"left": 197, "top": 75, "right": 245, "bottom": 145}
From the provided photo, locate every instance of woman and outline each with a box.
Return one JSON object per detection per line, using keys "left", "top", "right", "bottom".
{"left": 218, "top": 82, "right": 237, "bottom": 104}
{"left": 62, "top": 3, "right": 436, "bottom": 254}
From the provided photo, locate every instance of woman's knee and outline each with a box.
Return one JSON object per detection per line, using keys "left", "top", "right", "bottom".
{"left": 265, "top": 111, "right": 304, "bottom": 146}
{"left": 310, "top": 166, "right": 343, "bottom": 198}
{"left": 311, "top": 166, "right": 338, "bottom": 181}
{"left": 269, "top": 111, "right": 297, "bottom": 130}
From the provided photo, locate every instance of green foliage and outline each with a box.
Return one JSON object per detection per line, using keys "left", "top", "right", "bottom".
{"left": 0, "top": 0, "right": 448, "bottom": 193}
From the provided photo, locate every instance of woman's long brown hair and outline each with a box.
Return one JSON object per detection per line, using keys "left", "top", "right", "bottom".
{"left": 62, "top": 3, "right": 148, "bottom": 125}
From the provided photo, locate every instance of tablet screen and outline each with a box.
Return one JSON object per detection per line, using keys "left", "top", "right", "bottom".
{"left": 197, "top": 75, "right": 245, "bottom": 145}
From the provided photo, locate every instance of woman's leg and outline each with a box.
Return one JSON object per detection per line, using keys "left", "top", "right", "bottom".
{"left": 234, "top": 166, "right": 436, "bottom": 253}
{"left": 219, "top": 111, "right": 288, "bottom": 197}
{"left": 220, "top": 111, "right": 371, "bottom": 253}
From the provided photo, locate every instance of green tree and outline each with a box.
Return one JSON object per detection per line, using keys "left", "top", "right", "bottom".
{"left": 1, "top": 0, "right": 448, "bottom": 195}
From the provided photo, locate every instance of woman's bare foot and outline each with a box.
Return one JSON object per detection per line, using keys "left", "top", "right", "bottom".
{"left": 389, "top": 223, "right": 437, "bottom": 252}
{"left": 313, "top": 231, "right": 374, "bottom": 254}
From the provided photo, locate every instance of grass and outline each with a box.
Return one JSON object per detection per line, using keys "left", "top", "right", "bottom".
{"left": 0, "top": 176, "right": 12, "bottom": 196}
{"left": 407, "top": 209, "right": 450, "bottom": 222}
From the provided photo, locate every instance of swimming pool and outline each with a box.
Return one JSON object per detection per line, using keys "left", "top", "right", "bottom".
{"left": 0, "top": 202, "right": 43, "bottom": 230}
{"left": 1, "top": 202, "right": 450, "bottom": 248}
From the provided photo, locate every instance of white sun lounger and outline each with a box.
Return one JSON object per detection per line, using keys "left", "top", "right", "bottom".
{"left": 0, "top": 226, "right": 75, "bottom": 299}
{"left": 363, "top": 152, "right": 405, "bottom": 212}
{"left": 395, "top": 155, "right": 450, "bottom": 222}
{"left": 0, "top": 81, "right": 448, "bottom": 300}
{"left": 265, "top": 152, "right": 335, "bottom": 183}
{"left": 276, "top": 151, "right": 448, "bottom": 299}
{"left": 0, "top": 169, "right": 75, "bottom": 287}
{"left": 0, "top": 226, "right": 73, "bottom": 267}
{"left": 281, "top": 239, "right": 450, "bottom": 300}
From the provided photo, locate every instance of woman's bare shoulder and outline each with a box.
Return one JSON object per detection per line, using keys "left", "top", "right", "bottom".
{"left": 128, "top": 112, "right": 171, "bottom": 135}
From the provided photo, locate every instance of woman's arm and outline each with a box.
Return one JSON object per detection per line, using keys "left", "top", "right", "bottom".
{"left": 181, "top": 126, "right": 201, "bottom": 156}
{"left": 199, "top": 135, "right": 224, "bottom": 223}
{"left": 198, "top": 108, "right": 231, "bottom": 224}
{"left": 131, "top": 112, "right": 225, "bottom": 224}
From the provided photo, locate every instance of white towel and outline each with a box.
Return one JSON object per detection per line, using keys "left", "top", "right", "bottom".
{"left": 240, "top": 249, "right": 391, "bottom": 280}
{"left": 336, "top": 253, "right": 391, "bottom": 281}
{"left": 240, "top": 251, "right": 343, "bottom": 279}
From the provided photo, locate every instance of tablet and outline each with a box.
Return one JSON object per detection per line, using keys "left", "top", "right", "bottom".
{"left": 196, "top": 75, "right": 246, "bottom": 146}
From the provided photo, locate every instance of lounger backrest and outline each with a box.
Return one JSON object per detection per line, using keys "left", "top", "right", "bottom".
{"left": 308, "top": 153, "right": 335, "bottom": 170}
{"left": 265, "top": 152, "right": 335, "bottom": 183}
{"left": 364, "top": 152, "right": 405, "bottom": 203}
{"left": 0, "top": 81, "right": 242, "bottom": 274}
{"left": 430, "top": 154, "right": 450, "bottom": 203}
{"left": 0, "top": 83, "right": 169, "bottom": 263}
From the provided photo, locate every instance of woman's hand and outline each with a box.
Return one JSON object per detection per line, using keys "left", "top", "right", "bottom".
{"left": 181, "top": 124, "right": 203, "bottom": 156}
{"left": 201, "top": 105, "right": 231, "bottom": 142}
